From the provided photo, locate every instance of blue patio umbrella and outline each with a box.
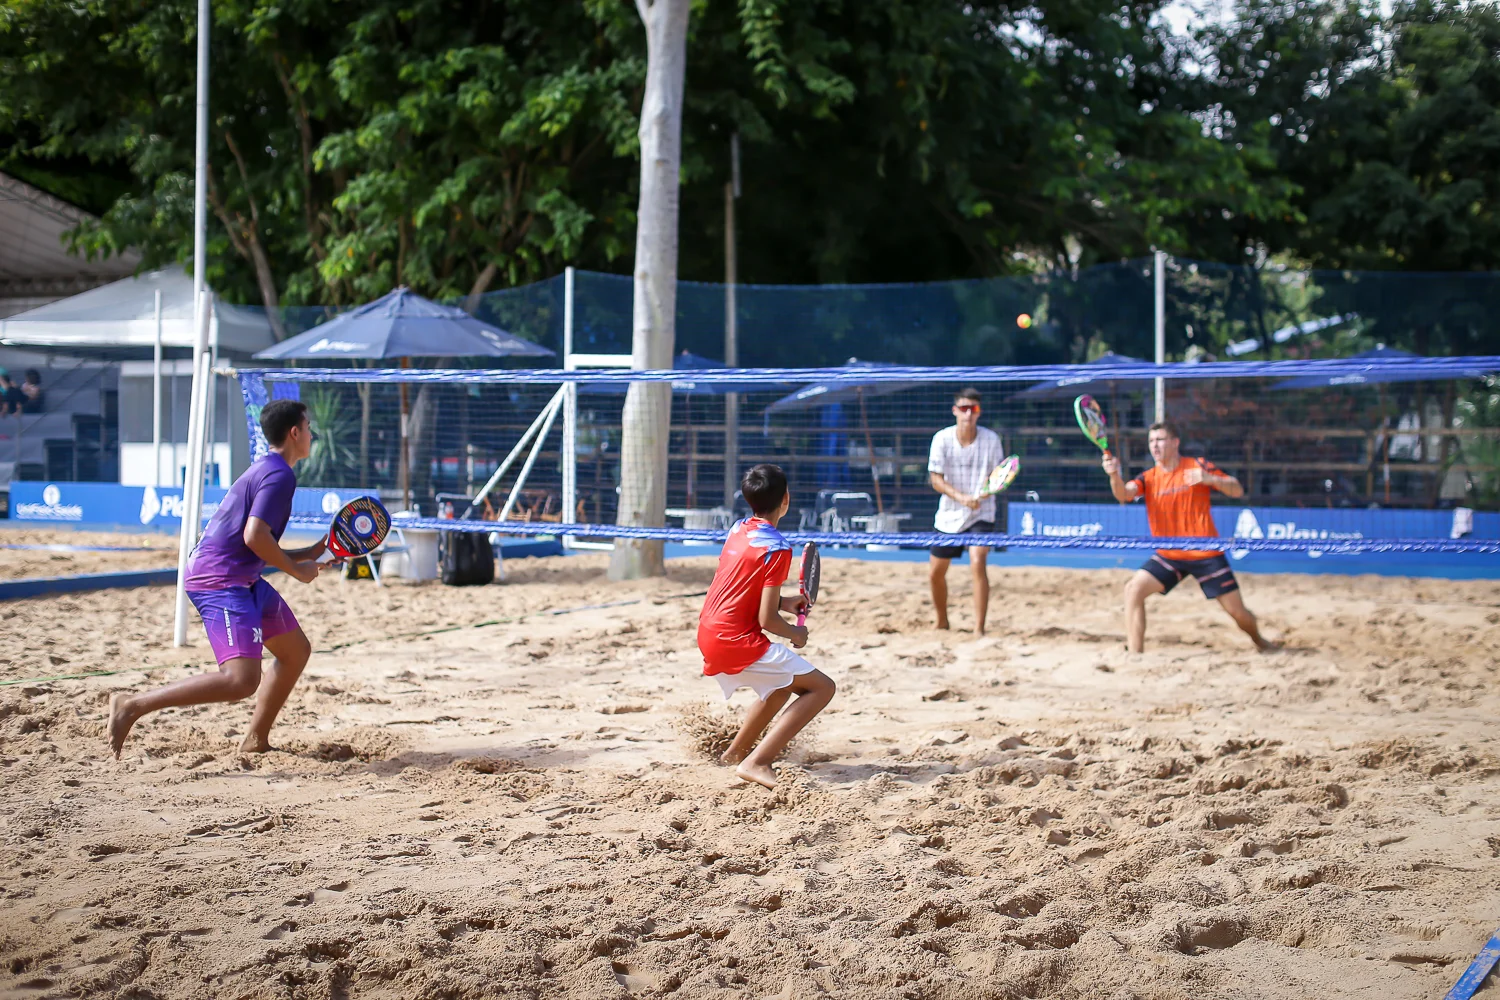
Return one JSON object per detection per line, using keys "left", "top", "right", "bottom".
{"left": 762, "top": 358, "right": 917, "bottom": 416}
{"left": 1009, "top": 351, "right": 1148, "bottom": 399}
{"left": 254, "top": 286, "right": 554, "bottom": 361}
{"left": 763, "top": 359, "right": 920, "bottom": 512}
{"left": 254, "top": 287, "right": 554, "bottom": 506}
{"left": 1271, "top": 346, "right": 1486, "bottom": 389}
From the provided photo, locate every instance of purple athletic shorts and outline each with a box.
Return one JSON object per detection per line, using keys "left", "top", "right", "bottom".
{"left": 187, "top": 579, "right": 300, "bottom": 664}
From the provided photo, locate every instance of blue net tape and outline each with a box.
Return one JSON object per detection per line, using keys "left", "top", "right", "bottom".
{"left": 235, "top": 356, "right": 1500, "bottom": 386}
{"left": 287, "top": 516, "right": 1500, "bottom": 555}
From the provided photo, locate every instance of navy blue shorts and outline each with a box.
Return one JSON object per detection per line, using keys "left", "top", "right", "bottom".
{"left": 931, "top": 520, "right": 994, "bottom": 560}
{"left": 1141, "top": 554, "right": 1239, "bottom": 599}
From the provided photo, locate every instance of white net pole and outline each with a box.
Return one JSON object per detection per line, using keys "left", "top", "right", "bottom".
{"left": 496, "top": 390, "right": 564, "bottom": 524}
{"left": 1154, "top": 250, "right": 1167, "bottom": 423}
{"left": 173, "top": 292, "right": 212, "bottom": 646}
{"left": 153, "top": 289, "right": 163, "bottom": 487}
{"left": 561, "top": 266, "right": 578, "bottom": 544}
{"left": 465, "top": 387, "right": 563, "bottom": 515}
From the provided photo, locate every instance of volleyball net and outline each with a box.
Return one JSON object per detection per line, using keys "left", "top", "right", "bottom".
{"left": 227, "top": 356, "right": 1500, "bottom": 558}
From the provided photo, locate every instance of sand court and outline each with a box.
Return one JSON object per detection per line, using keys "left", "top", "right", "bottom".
{"left": 2, "top": 549, "right": 1500, "bottom": 998}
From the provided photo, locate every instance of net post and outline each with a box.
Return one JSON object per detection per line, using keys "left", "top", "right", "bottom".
{"left": 1154, "top": 250, "right": 1167, "bottom": 423}
{"left": 152, "top": 289, "right": 164, "bottom": 486}
{"left": 562, "top": 267, "right": 578, "bottom": 547}
{"left": 723, "top": 141, "right": 740, "bottom": 507}
{"left": 496, "top": 390, "right": 563, "bottom": 523}
{"left": 173, "top": 290, "right": 212, "bottom": 647}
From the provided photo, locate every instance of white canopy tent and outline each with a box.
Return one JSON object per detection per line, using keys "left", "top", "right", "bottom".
{"left": 0, "top": 266, "right": 275, "bottom": 355}
{"left": 0, "top": 266, "right": 274, "bottom": 497}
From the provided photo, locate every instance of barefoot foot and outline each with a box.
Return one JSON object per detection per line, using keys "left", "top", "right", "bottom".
{"left": 107, "top": 694, "right": 139, "bottom": 760}
{"left": 238, "top": 733, "right": 276, "bottom": 754}
{"left": 735, "top": 761, "right": 778, "bottom": 790}
{"left": 719, "top": 748, "right": 748, "bottom": 767}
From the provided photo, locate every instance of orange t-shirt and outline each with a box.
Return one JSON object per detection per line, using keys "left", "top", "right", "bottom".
{"left": 1130, "top": 458, "right": 1224, "bottom": 560}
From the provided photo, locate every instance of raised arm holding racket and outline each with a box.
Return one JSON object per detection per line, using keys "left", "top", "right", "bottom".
{"left": 1096, "top": 412, "right": 1274, "bottom": 655}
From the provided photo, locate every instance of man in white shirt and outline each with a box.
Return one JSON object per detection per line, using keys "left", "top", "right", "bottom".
{"left": 928, "top": 388, "right": 1004, "bottom": 634}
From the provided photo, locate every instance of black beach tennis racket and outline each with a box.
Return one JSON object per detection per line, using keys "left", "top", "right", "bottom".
{"left": 795, "top": 542, "right": 820, "bottom": 627}
{"left": 1074, "top": 394, "right": 1111, "bottom": 456}
{"left": 319, "top": 495, "right": 391, "bottom": 563}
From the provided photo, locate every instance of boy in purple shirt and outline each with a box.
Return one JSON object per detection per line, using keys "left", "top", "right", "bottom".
{"left": 109, "top": 400, "right": 325, "bottom": 758}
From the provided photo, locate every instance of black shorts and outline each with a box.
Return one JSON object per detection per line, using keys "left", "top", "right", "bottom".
{"left": 931, "top": 520, "right": 994, "bottom": 560}
{"left": 1141, "top": 553, "right": 1239, "bottom": 599}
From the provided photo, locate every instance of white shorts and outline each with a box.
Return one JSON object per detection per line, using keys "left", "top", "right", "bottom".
{"left": 714, "top": 643, "right": 819, "bottom": 702}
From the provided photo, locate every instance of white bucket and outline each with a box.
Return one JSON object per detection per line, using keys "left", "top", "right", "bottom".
{"left": 865, "top": 512, "right": 904, "bottom": 552}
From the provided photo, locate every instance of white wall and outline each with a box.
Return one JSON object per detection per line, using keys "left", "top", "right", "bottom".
{"left": 120, "top": 441, "right": 233, "bottom": 488}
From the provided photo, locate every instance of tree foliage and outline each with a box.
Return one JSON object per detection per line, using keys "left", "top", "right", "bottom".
{"left": 3, "top": 0, "right": 1499, "bottom": 320}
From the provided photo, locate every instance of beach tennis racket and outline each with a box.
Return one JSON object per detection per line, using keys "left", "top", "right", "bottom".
{"left": 319, "top": 495, "right": 391, "bottom": 563}
{"left": 975, "top": 455, "right": 1021, "bottom": 498}
{"left": 795, "top": 542, "right": 820, "bottom": 627}
{"left": 1074, "top": 394, "right": 1110, "bottom": 455}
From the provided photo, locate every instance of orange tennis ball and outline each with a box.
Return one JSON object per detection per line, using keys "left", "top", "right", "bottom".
{"left": 1016, "top": 313, "right": 1033, "bottom": 329}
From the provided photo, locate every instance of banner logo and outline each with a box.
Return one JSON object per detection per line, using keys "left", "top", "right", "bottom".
{"left": 307, "top": 338, "right": 367, "bottom": 354}
{"left": 16, "top": 484, "right": 83, "bottom": 521}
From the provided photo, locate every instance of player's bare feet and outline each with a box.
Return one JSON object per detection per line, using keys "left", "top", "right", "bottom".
{"left": 935, "top": 617, "right": 950, "bottom": 630}
{"left": 735, "top": 761, "right": 778, "bottom": 789}
{"left": 107, "top": 693, "right": 138, "bottom": 760}
{"left": 238, "top": 733, "right": 276, "bottom": 754}
{"left": 719, "top": 748, "right": 748, "bottom": 767}
{"left": 1255, "top": 638, "right": 1282, "bottom": 653}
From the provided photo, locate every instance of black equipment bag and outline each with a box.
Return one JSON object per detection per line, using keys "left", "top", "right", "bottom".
{"left": 439, "top": 529, "right": 494, "bottom": 586}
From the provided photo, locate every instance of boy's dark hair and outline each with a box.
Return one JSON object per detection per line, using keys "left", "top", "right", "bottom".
{"left": 261, "top": 399, "right": 309, "bottom": 447}
{"left": 1148, "top": 420, "right": 1181, "bottom": 440}
{"left": 954, "top": 387, "right": 981, "bottom": 405}
{"left": 740, "top": 463, "right": 788, "bottom": 516}
{"left": 23, "top": 369, "right": 39, "bottom": 384}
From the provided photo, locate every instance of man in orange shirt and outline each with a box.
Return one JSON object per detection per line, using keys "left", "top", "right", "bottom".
{"left": 1103, "top": 421, "right": 1273, "bottom": 654}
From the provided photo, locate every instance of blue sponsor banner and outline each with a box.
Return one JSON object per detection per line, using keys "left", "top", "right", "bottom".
{"left": 1009, "top": 502, "right": 1500, "bottom": 578}
{"left": 10, "top": 481, "right": 353, "bottom": 532}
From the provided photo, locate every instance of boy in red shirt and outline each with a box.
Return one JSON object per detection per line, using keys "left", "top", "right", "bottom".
{"left": 698, "top": 464, "right": 836, "bottom": 789}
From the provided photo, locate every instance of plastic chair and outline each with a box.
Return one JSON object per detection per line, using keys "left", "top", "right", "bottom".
{"left": 818, "top": 491, "right": 875, "bottom": 533}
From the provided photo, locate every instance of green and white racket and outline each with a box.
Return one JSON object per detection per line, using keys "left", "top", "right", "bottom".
{"left": 976, "top": 454, "right": 1021, "bottom": 498}
{"left": 1074, "top": 395, "right": 1110, "bottom": 456}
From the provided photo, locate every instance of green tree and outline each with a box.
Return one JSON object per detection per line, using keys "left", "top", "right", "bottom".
{"left": 0, "top": 0, "right": 646, "bottom": 316}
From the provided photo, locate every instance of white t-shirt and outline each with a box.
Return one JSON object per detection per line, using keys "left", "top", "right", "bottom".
{"left": 928, "top": 425, "right": 1004, "bottom": 533}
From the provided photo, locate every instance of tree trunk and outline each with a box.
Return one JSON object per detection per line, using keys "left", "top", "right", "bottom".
{"left": 407, "top": 383, "right": 437, "bottom": 511}
{"left": 466, "top": 261, "right": 499, "bottom": 314}
{"left": 610, "top": 0, "right": 690, "bottom": 582}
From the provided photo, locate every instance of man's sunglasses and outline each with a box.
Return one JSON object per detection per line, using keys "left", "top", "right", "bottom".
{"left": 953, "top": 404, "right": 980, "bottom": 414}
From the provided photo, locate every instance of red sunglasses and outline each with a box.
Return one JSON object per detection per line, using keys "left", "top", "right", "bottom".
{"left": 954, "top": 404, "right": 980, "bottom": 413}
